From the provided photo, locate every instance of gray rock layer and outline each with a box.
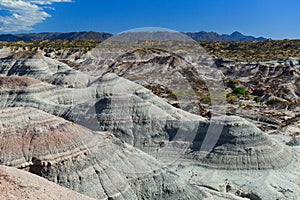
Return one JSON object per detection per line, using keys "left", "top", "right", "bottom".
{"left": 191, "top": 116, "right": 293, "bottom": 170}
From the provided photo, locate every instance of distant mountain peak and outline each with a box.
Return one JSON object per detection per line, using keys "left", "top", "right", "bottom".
{"left": 185, "top": 31, "right": 267, "bottom": 42}
{"left": 230, "top": 31, "right": 243, "bottom": 36}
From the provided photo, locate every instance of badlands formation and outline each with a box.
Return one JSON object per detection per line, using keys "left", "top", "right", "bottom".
{"left": 0, "top": 38, "right": 299, "bottom": 200}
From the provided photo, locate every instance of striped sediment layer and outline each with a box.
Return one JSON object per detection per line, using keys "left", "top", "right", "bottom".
{"left": 0, "top": 165, "right": 94, "bottom": 200}
{"left": 0, "top": 52, "right": 91, "bottom": 88}
{"left": 191, "top": 116, "right": 293, "bottom": 170}
{"left": 0, "top": 107, "right": 96, "bottom": 168}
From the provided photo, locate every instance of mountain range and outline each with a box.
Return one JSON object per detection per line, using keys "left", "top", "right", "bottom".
{"left": 0, "top": 31, "right": 113, "bottom": 42}
{"left": 0, "top": 31, "right": 267, "bottom": 42}
{"left": 185, "top": 31, "right": 268, "bottom": 42}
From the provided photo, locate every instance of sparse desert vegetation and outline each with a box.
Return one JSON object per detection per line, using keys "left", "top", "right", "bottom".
{"left": 199, "top": 39, "right": 300, "bottom": 61}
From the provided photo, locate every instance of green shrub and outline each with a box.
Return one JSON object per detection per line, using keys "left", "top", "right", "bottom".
{"left": 233, "top": 87, "right": 246, "bottom": 95}
{"left": 253, "top": 96, "right": 261, "bottom": 103}
{"left": 266, "top": 98, "right": 282, "bottom": 105}
{"left": 200, "top": 95, "right": 211, "bottom": 104}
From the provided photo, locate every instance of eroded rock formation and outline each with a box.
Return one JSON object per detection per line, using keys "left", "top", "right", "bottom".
{"left": 0, "top": 165, "right": 94, "bottom": 200}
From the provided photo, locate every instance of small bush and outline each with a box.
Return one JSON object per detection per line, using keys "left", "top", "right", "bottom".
{"left": 253, "top": 96, "right": 261, "bottom": 103}
{"left": 233, "top": 87, "right": 246, "bottom": 95}
{"left": 226, "top": 94, "right": 238, "bottom": 103}
{"left": 266, "top": 98, "right": 282, "bottom": 105}
{"left": 200, "top": 95, "right": 211, "bottom": 104}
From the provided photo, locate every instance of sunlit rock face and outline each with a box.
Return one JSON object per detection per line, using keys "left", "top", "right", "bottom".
{"left": 190, "top": 116, "right": 293, "bottom": 170}
{"left": 0, "top": 51, "right": 92, "bottom": 88}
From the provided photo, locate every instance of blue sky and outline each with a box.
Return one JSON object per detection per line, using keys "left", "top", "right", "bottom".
{"left": 0, "top": 0, "right": 299, "bottom": 39}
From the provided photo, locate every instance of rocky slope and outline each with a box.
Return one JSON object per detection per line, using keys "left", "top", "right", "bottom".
{"left": 190, "top": 116, "right": 293, "bottom": 170}
{"left": 214, "top": 58, "right": 300, "bottom": 131}
{"left": 0, "top": 50, "right": 92, "bottom": 88}
{"left": 0, "top": 165, "right": 94, "bottom": 200}
{"left": 217, "top": 58, "right": 300, "bottom": 102}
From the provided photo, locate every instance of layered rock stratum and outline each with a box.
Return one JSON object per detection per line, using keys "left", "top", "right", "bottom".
{"left": 0, "top": 165, "right": 94, "bottom": 200}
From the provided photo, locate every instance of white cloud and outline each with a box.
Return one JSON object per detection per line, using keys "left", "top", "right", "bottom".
{"left": 26, "top": 0, "right": 72, "bottom": 5}
{"left": 0, "top": 0, "right": 72, "bottom": 32}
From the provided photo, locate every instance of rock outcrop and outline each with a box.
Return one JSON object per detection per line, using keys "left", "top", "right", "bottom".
{"left": 191, "top": 116, "right": 293, "bottom": 170}
{"left": 0, "top": 51, "right": 92, "bottom": 88}
{"left": 217, "top": 59, "right": 300, "bottom": 102}
{"left": 0, "top": 165, "right": 94, "bottom": 200}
